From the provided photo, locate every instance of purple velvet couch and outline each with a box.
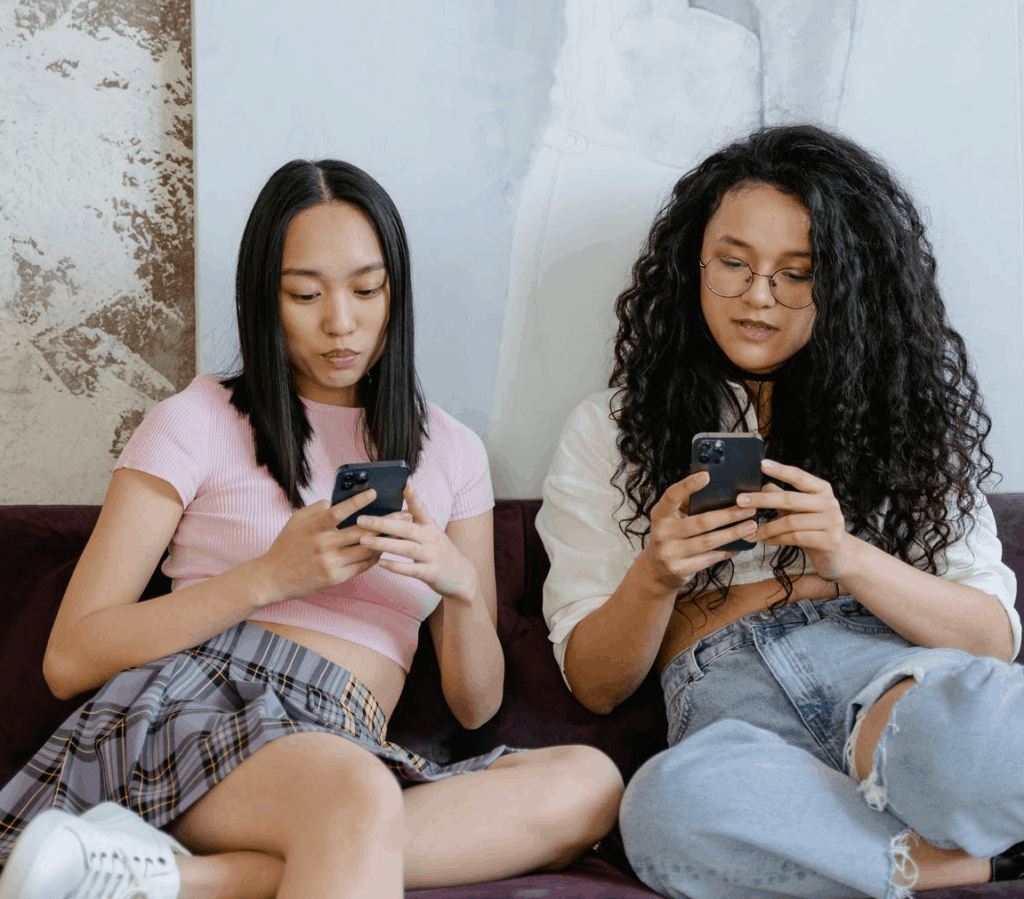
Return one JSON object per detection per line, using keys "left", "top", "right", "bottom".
{"left": 1, "top": 497, "right": 1022, "bottom": 898}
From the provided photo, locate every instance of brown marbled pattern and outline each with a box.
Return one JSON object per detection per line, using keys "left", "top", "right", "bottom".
{"left": 0, "top": 0, "right": 194, "bottom": 502}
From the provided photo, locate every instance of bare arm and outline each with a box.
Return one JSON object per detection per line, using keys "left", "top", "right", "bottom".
{"left": 359, "top": 488, "right": 503, "bottom": 729}
{"left": 744, "top": 459, "right": 1015, "bottom": 661}
{"left": 44, "top": 468, "right": 382, "bottom": 699}
{"left": 425, "top": 511, "right": 503, "bottom": 729}
{"left": 563, "top": 472, "right": 759, "bottom": 714}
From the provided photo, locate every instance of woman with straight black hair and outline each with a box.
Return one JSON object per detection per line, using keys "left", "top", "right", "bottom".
{"left": 537, "top": 124, "right": 1024, "bottom": 897}
{"left": 225, "top": 159, "right": 428, "bottom": 508}
{"left": 0, "top": 158, "right": 622, "bottom": 899}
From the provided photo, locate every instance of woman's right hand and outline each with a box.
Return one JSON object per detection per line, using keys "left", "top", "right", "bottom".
{"left": 254, "top": 489, "right": 405, "bottom": 605}
{"left": 643, "top": 471, "right": 759, "bottom": 591}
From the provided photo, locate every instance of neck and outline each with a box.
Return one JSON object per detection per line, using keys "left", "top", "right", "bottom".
{"left": 717, "top": 354, "right": 782, "bottom": 384}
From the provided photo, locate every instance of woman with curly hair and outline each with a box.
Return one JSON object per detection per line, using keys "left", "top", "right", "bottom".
{"left": 537, "top": 124, "right": 1024, "bottom": 897}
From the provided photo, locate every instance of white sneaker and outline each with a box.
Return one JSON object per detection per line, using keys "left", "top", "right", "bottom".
{"left": 0, "top": 804, "right": 189, "bottom": 899}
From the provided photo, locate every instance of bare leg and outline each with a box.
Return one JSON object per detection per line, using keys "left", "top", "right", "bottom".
{"left": 854, "top": 678, "right": 991, "bottom": 889}
{"left": 174, "top": 852, "right": 282, "bottom": 899}
{"left": 402, "top": 744, "right": 623, "bottom": 889}
{"left": 169, "top": 732, "right": 406, "bottom": 899}
{"left": 168, "top": 737, "right": 621, "bottom": 897}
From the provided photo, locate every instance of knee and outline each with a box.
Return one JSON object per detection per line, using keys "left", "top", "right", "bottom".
{"left": 621, "top": 746, "right": 703, "bottom": 850}
{"left": 551, "top": 744, "right": 623, "bottom": 820}
{"left": 506, "top": 745, "right": 624, "bottom": 865}
{"left": 620, "top": 720, "right": 780, "bottom": 873}
{"left": 315, "top": 753, "right": 404, "bottom": 830}
{"left": 620, "top": 748, "right": 719, "bottom": 892}
{"left": 883, "top": 660, "right": 1024, "bottom": 807}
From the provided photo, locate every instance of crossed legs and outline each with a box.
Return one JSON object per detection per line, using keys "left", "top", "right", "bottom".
{"left": 167, "top": 733, "right": 623, "bottom": 899}
{"left": 621, "top": 653, "right": 1024, "bottom": 899}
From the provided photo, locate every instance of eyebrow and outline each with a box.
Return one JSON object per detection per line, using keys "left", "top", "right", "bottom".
{"left": 280, "top": 262, "right": 387, "bottom": 278}
{"left": 715, "top": 235, "right": 812, "bottom": 260}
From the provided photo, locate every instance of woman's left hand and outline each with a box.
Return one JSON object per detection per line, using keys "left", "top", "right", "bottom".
{"left": 357, "top": 485, "right": 479, "bottom": 603}
{"left": 737, "top": 459, "right": 852, "bottom": 581}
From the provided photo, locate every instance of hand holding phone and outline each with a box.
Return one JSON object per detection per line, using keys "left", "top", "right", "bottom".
{"left": 688, "top": 433, "right": 764, "bottom": 551}
{"left": 332, "top": 461, "right": 409, "bottom": 529}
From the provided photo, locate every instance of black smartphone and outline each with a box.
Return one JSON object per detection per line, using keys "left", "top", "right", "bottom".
{"left": 331, "top": 461, "right": 410, "bottom": 529}
{"left": 688, "top": 433, "right": 764, "bottom": 551}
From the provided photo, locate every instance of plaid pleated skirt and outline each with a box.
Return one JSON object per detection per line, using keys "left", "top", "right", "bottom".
{"left": 0, "top": 621, "right": 511, "bottom": 866}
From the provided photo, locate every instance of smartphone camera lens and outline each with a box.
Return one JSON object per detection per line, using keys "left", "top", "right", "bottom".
{"left": 697, "top": 439, "right": 727, "bottom": 465}
{"left": 341, "top": 477, "right": 354, "bottom": 490}
{"left": 355, "top": 470, "right": 369, "bottom": 485}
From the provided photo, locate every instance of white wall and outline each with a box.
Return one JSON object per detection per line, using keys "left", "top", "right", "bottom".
{"left": 194, "top": 3, "right": 564, "bottom": 440}
{"left": 195, "top": 0, "right": 1024, "bottom": 497}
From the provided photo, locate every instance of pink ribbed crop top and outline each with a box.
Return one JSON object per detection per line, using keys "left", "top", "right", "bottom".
{"left": 116, "top": 376, "right": 494, "bottom": 670}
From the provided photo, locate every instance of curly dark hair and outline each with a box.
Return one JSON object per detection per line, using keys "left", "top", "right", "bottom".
{"left": 609, "top": 123, "right": 994, "bottom": 604}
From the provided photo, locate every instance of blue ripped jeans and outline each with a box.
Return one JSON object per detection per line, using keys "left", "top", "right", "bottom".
{"left": 619, "top": 597, "right": 1024, "bottom": 899}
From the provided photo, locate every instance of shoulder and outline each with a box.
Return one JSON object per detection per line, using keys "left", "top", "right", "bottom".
{"left": 553, "top": 389, "right": 620, "bottom": 464}
{"left": 147, "top": 375, "right": 237, "bottom": 423}
{"left": 117, "top": 376, "right": 247, "bottom": 507}
{"left": 573, "top": 388, "right": 618, "bottom": 423}
{"left": 418, "top": 403, "right": 492, "bottom": 519}
{"left": 423, "top": 402, "right": 487, "bottom": 460}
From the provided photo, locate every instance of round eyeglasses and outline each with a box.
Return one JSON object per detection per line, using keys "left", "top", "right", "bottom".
{"left": 699, "top": 256, "right": 814, "bottom": 309}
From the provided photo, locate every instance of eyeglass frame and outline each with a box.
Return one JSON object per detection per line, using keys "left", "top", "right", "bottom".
{"left": 698, "top": 256, "right": 815, "bottom": 309}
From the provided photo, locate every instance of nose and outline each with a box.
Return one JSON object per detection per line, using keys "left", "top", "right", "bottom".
{"left": 322, "top": 291, "right": 356, "bottom": 335}
{"left": 744, "top": 270, "right": 778, "bottom": 308}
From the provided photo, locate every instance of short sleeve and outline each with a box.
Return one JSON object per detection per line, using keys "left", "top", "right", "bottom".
{"left": 935, "top": 494, "right": 1021, "bottom": 657}
{"left": 536, "top": 391, "right": 641, "bottom": 681}
{"left": 115, "top": 381, "right": 212, "bottom": 508}
{"left": 431, "top": 408, "right": 493, "bottom": 521}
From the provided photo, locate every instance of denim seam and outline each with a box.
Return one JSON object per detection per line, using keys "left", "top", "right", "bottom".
{"left": 750, "top": 625, "right": 843, "bottom": 769}
{"left": 826, "top": 615, "right": 897, "bottom": 636}
{"left": 694, "top": 639, "right": 754, "bottom": 673}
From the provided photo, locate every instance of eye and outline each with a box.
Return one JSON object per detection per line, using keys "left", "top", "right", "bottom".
{"left": 718, "top": 256, "right": 748, "bottom": 270}
{"left": 776, "top": 269, "right": 813, "bottom": 284}
{"left": 353, "top": 279, "right": 387, "bottom": 298}
{"left": 288, "top": 291, "right": 319, "bottom": 301}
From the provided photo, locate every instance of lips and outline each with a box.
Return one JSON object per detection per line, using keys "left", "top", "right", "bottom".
{"left": 736, "top": 319, "right": 777, "bottom": 338}
{"left": 322, "top": 349, "right": 359, "bottom": 367}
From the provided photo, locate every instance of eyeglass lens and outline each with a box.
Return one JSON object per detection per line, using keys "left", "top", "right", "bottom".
{"left": 703, "top": 257, "right": 813, "bottom": 308}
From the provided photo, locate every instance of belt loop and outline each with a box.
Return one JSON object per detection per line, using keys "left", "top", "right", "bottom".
{"left": 660, "top": 643, "right": 704, "bottom": 693}
{"left": 797, "top": 598, "right": 820, "bottom": 623}
{"left": 683, "top": 644, "right": 703, "bottom": 680}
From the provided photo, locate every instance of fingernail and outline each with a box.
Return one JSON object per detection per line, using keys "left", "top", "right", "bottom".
{"left": 736, "top": 494, "right": 750, "bottom": 506}
{"left": 357, "top": 516, "right": 370, "bottom": 527}
{"left": 761, "top": 459, "right": 776, "bottom": 471}
{"left": 743, "top": 522, "right": 757, "bottom": 534}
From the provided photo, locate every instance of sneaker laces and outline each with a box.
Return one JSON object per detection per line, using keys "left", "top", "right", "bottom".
{"left": 68, "top": 843, "right": 174, "bottom": 899}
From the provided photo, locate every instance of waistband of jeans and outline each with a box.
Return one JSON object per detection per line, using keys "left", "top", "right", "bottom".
{"left": 660, "top": 594, "right": 867, "bottom": 689}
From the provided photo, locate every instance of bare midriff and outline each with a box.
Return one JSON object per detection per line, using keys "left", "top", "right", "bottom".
{"left": 251, "top": 621, "right": 408, "bottom": 719}
{"left": 654, "top": 573, "right": 841, "bottom": 673}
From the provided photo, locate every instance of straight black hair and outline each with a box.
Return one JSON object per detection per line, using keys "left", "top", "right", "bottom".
{"left": 223, "top": 159, "right": 427, "bottom": 508}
